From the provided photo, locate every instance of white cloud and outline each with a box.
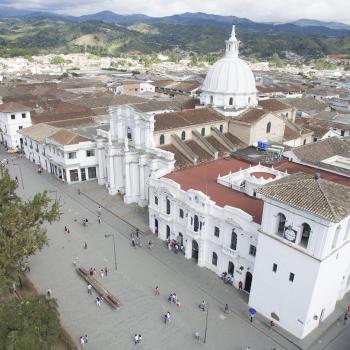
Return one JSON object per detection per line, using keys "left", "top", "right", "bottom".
{"left": 2, "top": 0, "right": 350, "bottom": 24}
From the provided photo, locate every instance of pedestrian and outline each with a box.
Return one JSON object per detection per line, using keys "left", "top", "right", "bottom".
{"left": 224, "top": 303, "right": 229, "bottom": 314}
{"left": 148, "top": 240, "right": 153, "bottom": 250}
{"left": 246, "top": 347, "right": 251, "bottom": 350}
{"left": 104, "top": 267, "right": 108, "bottom": 277}
{"left": 134, "top": 334, "right": 139, "bottom": 345}
{"left": 84, "top": 334, "right": 88, "bottom": 344}
{"left": 239, "top": 281, "right": 243, "bottom": 290}
{"left": 64, "top": 226, "right": 68, "bottom": 234}
{"left": 199, "top": 300, "right": 206, "bottom": 311}
{"left": 154, "top": 285, "right": 160, "bottom": 296}
{"left": 89, "top": 267, "right": 93, "bottom": 276}
{"left": 67, "top": 229, "right": 70, "bottom": 235}
{"left": 166, "top": 311, "right": 171, "bottom": 323}
{"left": 344, "top": 312, "right": 348, "bottom": 325}
{"left": 15, "top": 176, "right": 18, "bottom": 183}
{"left": 136, "top": 228, "right": 139, "bottom": 238}
{"left": 96, "top": 296, "right": 101, "bottom": 307}
{"left": 80, "top": 336, "right": 85, "bottom": 348}
{"left": 138, "top": 334, "right": 142, "bottom": 344}
{"left": 73, "top": 256, "right": 78, "bottom": 267}
{"left": 87, "top": 284, "right": 92, "bottom": 295}
{"left": 132, "top": 238, "right": 136, "bottom": 248}
{"left": 93, "top": 267, "right": 97, "bottom": 275}
{"left": 98, "top": 215, "right": 101, "bottom": 224}
{"left": 250, "top": 315, "right": 254, "bottom": 323}
{"left": 84, "top": 241, "right": 87, "bottom": 250}
{"left": 98, "top": 205, "right": 102, "bottom": 215}
{"left": 100, "top": 269, "right": 104, "bottom": 278}
{"left": 77, "top": 188, "right": 81, "bottom": 195}
{"left": 176, "top": 299, "right": 181, "bottom": 307}
{"left": 270, "top": 320, "right": 275, "bottom": 329}
{"left": 164, "top": 313, "right": 167, "bottom": 324}
{"left": 46, "top": 288, "right": 52, "bottom": 298}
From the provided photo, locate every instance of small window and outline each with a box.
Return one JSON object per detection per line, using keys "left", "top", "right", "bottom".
{"left": 86, "top": 149, "right": 95, "bottom": 157}
{"left": 231, "top": 230, "right": 237, "bottom": 250}
{"left": 18, "top": 126, "right": 23, "bottom": 130}
{"left": 214, "top": 226, "right": 220, "bottom": 238}
{"left": 300, "top": 223, "right": 311, "bottom": 248}
{"left": 193, "top": 215, "right": 199, "bottom": 232}
{"left": 68, "top": 152, "right": 76, "bottom": 159}
{"left": 266, "top": 122, "right": 271, "bottom": 134}
{"left": 272, "top": 263, "right": 277, "bottom": 272}
{"left": 277, "top": 213, "right": 286, "bottom": 236}
{"left": 179, "top": 209, "right": 184, "bottom": 218}
{"left": 219, "top": 124, "right": 223, "bottom": 133}
{"left": 212, "top": 252, "right": 218, "bottom": 266}
{"left": 181, "top": 131, "right": 186, "bottom": 141}
{"left": 160, "top": 134, "right": 165, "bottom": 145}
{"left": 11, "top": 114, "right": 15, "bottom": 120}
{"left": 127, "top": 127, "right": 132, "bottom": 140}
{"left": 229, "top": 97, "right": 233, "bottom": 106}
{"left": 289, "top": 273, "right": 295, "bottom": 282}
{"left": 154, "top": 196, "right": 158, "bottom": 205}
{"left": 201, "top": 128, "right": 205, "bottom": 136}
{"left": 22, "top": 113, "right": 26, "bottom": 118}
{"left": 166, "top": 199, "right": 171, "bottom": 215}
{"left": 249, "top": 245, "right": 256, "bottom": 257}
{"left": 88, "top": 167, "right": 96, "bottom": 179}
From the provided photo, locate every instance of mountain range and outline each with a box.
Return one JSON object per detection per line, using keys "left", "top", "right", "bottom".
{"left": 0, "top": 7, "right": 350, "bottom": 59}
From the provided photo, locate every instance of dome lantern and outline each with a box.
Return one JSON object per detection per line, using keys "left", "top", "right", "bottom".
{"left": 225, "top": 25, "right": 239, "bottom": 58}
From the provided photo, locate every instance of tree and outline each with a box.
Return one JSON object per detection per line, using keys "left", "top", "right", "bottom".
{"left": 0, "top": 167, "right": 60, "bottom": 283}
{"left": 0, "top": 296, "right": 60, "bottom": 350}
{"left": 50, "top": 56, "right": 66, "bottom": 65}
{"left": 269, "top": 52, "right": 285, "bottom": 68}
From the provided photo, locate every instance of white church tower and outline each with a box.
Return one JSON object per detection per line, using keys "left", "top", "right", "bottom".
{"left": 200, "top": 26, "right": 257, "bottom": 111}
{"left": 249, "top": 173, "right": 350, "bottom": 339}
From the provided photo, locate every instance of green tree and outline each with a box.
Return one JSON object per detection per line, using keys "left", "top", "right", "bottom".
{"left": 0, "top": 168, "right": 60, "bottom": 283}
{"left": 50, "top": 56, "right": 66, "bottom": 65}
{"left": 269, "top": 52, "right": 285, "bottom": 68}
{"left": 0, "top": 296, "right": 60, "bottom": 350}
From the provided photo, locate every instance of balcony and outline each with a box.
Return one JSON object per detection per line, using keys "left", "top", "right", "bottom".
{"left": 222, "top": 246, "right": 239, "bottom": 259}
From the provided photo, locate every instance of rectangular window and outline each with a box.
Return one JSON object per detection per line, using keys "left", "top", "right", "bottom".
{"left": 88, "top": 167, "right": 96, "bottom": 179}
{"left": 22, "top": 113, "right": 26, "bottom": 118}
{"left": 249, "top": 244, "right": 256, "bottom": 257}
{"left": 69, "top": 169, "right": 79, "bottom": 182}
{"left": 86, "top": 149, "right": 95, "bottom": 157}
{"left": 214, "top": 226, "right": 220, "bottom": 238}
{"left": 68, "top": 152, "right": 76, "bottom": 159}
{"left": 18, "top": 126, "right": 23, "bottom": 129}
{"left": 289, "top": 273, "right": 295, "bottom": 282}
{"left": 179, "top": 209, "right": 184, "bottom": 218}
{"left": 81, "top": 168, "right": 86, "bottom": 181}
{"left": 272, "top": 263, "right": 277, "bottom": 272}
{"left": 11, "top": 114, "right": 15, "bottom": 119}
{"left": 154, "top": 196, "right": 158, "bottom": 205}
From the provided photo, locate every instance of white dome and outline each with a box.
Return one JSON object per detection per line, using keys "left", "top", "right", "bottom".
{"left": 200, "top": 26, "right": 257, "bottom": 110}
{"left": 202, "top": 56, "right": 256, "bottom": 95}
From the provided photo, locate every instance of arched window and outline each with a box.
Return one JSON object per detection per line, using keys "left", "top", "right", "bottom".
{"left": 332, "top": 225, "right": 341, "bottom": 249}
{"left": 166, "top": 199, "right": 171, "bottom": 215}
{"left": 201, "top": 128, "right": 205, "bottom": 136}
{"left": 193, "top": 215, "right": 199, "bottom": 232}
{"left": 154, "top": 218, "right": 158, "bottom": 234}
{"left": 228, "top": 261, "right": 234, "bottom": 276}
{"left": 181, "top": 131, "right": 186, "bottom": 141}
{"left": 300, "top": 223, "right": 311, "bottom": 248}
{"left": 154, "top": 196, "right": 158, "bottom": 205}
{"left": 219, "top": 124, "right": 223, "bottom": 133}
{"left": 277, "top": 213, "right": 286, "bottom": 236}
{"left": 166, "top": 225, "right": 170, "bottom": 239}
{"left": 210, "top": 96, "right": 213, "bottom": 105}
{"left": 229, "top": 97, "right": 233, "bottom": 106}
{"left": 212, "top": 252, "right": 218, "bottom": 266}
{"left": 127, "top": 126, "right": 132, "bottom": 140}
{"left": 231, "top": 230, "right": 237, "bottom": 250}
{"left": 159, "top": 134, "right": 165, "bottom": 145}
{"left": 179, "top": 209, "right": 184, "bottom": 218}
{"left": 266, "top": 122, "right": 271, "bottom": 134}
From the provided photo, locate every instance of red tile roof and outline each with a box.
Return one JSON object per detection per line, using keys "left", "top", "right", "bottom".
{"left": 0, "top": 102, "right": 30, "bottom": 113}
{"left": 164, "top": 158, "right": 264, "bottom": 223}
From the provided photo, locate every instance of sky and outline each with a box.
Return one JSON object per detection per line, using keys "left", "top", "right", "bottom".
{"left": 1, "top": 0, "right": 350, "bottom": 24}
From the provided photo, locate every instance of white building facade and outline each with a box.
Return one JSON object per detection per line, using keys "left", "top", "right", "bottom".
{"left": 0, "top": 103, "right": 32, "bottom": 149}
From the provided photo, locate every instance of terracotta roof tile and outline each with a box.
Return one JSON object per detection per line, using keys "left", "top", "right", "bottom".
{"left": 0, "top": 102, "right": 31, "bottom": 113}
{"left": 17, "top": 123, "right": 59, "bottom": 144}
{"left": 258, "top": 99, "right": 291, "bottom": 112}
{"left": 48, "top": 129, "right": 92, "bottom": 145}
{"left": 238, "top": 108, "right": 268, "bottom": 124}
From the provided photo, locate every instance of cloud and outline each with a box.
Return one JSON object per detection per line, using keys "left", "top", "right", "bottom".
{"left": 1, "top": 0, "right": 350, "bottom": 24}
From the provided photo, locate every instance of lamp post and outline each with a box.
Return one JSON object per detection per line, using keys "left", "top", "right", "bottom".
{"left": 104, "top": 233, "right": 117, "bottom": 270}
{"left": 12, "top": 163, "right": 24, "bottom": 189}
{"left": 204, "top": 302, "right": 209, "bottom": 343}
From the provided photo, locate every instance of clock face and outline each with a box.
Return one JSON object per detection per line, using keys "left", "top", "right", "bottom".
{"left": 284, "top": 228, "right": 296, "bottom": 242}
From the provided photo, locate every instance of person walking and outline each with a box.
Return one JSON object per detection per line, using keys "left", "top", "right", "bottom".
{"left": 166, "top": 311, "right": 171, "bottom": 323}
{"left": 87, "top": 284, "right": 92, "bottom": 295}
{"left": 96, "top": 296, "right": 101, "bottom": 307}
{"left": 84, "top": 241, "right": 87, "bottom": 250}
{"left": 84, "top": 334, "right": 88, "bottom": 344}
{"left": 100, "top": 269, "right": 104, "bottom": 278}
{"left": 46, "top": 288, "right": 52, "bottom": 299}
{"left": 224, "top": 303, "right": 229, "bottom": 314}
{"left": 64, "top": 226, "right": 68, "bottom": 234}
{"left": 80, "top": 336, "right": 85, "bottom": 348}
{"left": 344, "top": 312, "right": 348, "bottom": 325}
{"left": 98, "top": 215, "right": 101, "bottom": 224}
{"left": 104, "top": 267, "right": 108, "bottom": 277}
{"left": 154, "top": 285, "right": 160, "bottom": 296}
{"left": 138, "top": 334, "right": 142, "bottom": 344}
{"left": 98, "top": 205, "right": 102, "bottom": 215}
{"left": 250, "top": 315, "right": 254, "bottom": 323}
{"left": 132, "top": 238, "right": 136, "bottom": 248}
{"left": 134, "top": 334, "right": 139, "bottom": 345}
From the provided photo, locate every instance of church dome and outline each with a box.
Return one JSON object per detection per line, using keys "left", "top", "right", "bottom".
{"left": 200, "top": 26, "right": 257, "bottom": 110}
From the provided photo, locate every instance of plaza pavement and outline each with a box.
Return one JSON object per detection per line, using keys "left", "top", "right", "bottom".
{"left": 3, "top": 149, "right": 350, "bottom": 350}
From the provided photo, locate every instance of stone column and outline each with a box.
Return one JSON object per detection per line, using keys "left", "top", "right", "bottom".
{"left": 197, "top": 239, "right": 206, "bottom": 267}
{"left": 108, "top": 145, "right": 117, "bottom": 195}
{"left": 96, "top": 137, "right": 105, "bottom": 185}
{"left": 185, "top": 238, "right": 192, "bottom": 260}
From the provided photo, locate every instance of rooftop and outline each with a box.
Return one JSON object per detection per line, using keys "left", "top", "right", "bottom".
{"left": 258, "top": 99, "right": 292, "bottom": 112}
{"left": 154, "top": 108, "right": 225, "bottom": 132}
{"left": 238, "top": 108, "right": 268, "bottom": 124}
{"left": 48, "top": 129, "right": 92, "bottom": 146}
{"left": 257, "top": 172, "right": 350, "bottom": 222}
{"left": 0, "top": 102, "right": 31, "bottom": 113}
{"left": 17, "top": 123, "right": 58, "bottom": 144}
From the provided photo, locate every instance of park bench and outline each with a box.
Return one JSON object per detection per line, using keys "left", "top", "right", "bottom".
{"left": 76, "top": 267, "right": 121, "bottom": 309}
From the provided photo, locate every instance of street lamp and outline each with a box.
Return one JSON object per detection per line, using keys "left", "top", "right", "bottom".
{"left": 204, "top": 302, "right": 209, "bottom": 343}
{"left": 12, "top": 163, "right": 24, "bottom": 189}
{"left": 104, "top": 233, "right": 117, "bottom": 270}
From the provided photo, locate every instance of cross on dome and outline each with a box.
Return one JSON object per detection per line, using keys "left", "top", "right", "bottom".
{"left": 225, "top": 25, "right": 240, "bottom": 58}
